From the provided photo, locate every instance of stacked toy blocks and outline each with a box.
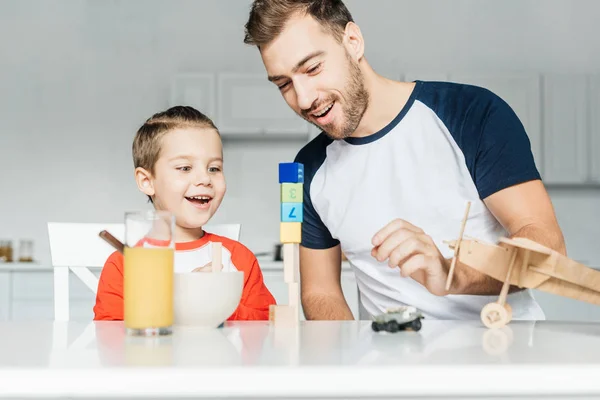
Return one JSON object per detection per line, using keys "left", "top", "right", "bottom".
{"left": 269, "top": 162, "right": 304, "bottom": 326}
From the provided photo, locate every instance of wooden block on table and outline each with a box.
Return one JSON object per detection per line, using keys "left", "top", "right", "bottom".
{"left": 280, "top": 183, "right": 303, "bottom": 203}
{"left": 281, "top": 202, "right": 303, "bottom": 222}
{"left": 280, "top": 222, "right": 302, "bottom": 244}
{"left": 211, "top": 242, "right": 222, "bottom": 272}
{"left": 279, "top": 162, "right": 304, "bottom": 183}
{"left": 269, "top": 304, "right": 299, "bottom": 326}
{"left": 283, "top": 243, "right": 299, "bottom": 283}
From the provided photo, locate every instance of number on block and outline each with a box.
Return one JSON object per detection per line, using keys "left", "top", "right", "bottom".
{"left": 281, "top": 183, "right": 303, "bottom": 203}
{"left": 281, "top": 202, "right": 303, "bottom": 222}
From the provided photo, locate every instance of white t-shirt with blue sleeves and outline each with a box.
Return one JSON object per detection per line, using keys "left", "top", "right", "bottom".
{"left": 294, "top": 80, "right": 546, "bottom": 321}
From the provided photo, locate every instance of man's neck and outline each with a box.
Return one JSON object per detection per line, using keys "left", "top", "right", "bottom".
{"left": 351, "top": 71, "right": 416, "bottom": 139}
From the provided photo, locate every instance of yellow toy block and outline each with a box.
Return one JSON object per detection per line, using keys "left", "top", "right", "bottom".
{"left": 281, "top": 183, "right": 303, "bottom": 203}
{"left": 280, "top": 222, "right": 301, "bottom": 243}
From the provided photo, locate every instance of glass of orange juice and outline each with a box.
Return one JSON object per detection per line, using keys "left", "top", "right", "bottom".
{"left": 124, "top": 210, "right": 175, "bottom": 336}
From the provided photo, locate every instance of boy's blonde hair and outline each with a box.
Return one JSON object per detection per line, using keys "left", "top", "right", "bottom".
{"left": 133, "top": 105, "right": 219, "bottom": 202}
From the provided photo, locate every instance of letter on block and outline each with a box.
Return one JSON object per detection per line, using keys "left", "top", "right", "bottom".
{"left": 280, "top": 222, "right": 301, "bottom": 243}
{"left": 281, "top": 202, "right": 303, "bottom": 222}
{"left": 281, "top": 183, "right": 303, "bottom": 203}
{"left": 279, "top": 162, "right": 304, "bottom": 183}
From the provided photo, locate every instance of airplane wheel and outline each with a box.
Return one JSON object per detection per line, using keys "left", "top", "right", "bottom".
{"left": 481, "top": 302, "right": 512, "bottom": 329}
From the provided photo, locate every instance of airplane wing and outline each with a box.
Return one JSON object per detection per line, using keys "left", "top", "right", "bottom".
{"left": 497, "top": 237, "right": 554, "bottom": 256}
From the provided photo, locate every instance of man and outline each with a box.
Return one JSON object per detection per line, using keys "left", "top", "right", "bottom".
{"left": 243, "top": 0, "right": 566, "bottom": 320}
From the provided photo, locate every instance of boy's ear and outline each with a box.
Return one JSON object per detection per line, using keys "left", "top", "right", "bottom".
{"left": 135, "top": 167, "right": 155, "bottom": 197}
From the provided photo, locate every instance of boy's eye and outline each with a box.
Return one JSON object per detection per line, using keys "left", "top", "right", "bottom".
{"left": 208, "top": 166, "right": 221, "bottom": 173}
{"left": 177, "top": 166, "right": 191, "bottom": 172}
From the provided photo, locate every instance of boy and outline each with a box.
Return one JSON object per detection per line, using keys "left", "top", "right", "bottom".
{"left": 94, "top": 106, "right": 276, "bottom": 321}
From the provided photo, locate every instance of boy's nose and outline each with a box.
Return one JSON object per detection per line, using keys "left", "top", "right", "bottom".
{"left": 194, "top": 171, "right": 211, "bottom": 186}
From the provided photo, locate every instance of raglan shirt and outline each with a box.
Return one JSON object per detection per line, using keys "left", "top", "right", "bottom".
{"left": 94, "top": 232, "right": 276, "bottom": 321}
{"left": 295, "top": 80, "right": 546, "bottom": 320}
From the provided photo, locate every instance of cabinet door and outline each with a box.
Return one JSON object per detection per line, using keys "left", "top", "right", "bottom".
{"left": 217, "top": 74, "right": 310, "bottom": 136}
{"left": 0, "top": 272, "right": 9, "bottom": 321}
{"left": 449, "top": 73, "right": 543, "bottom": 173}
{"left": 10, "top": 270, "right": 100, "bottom": 321}
{"left": 591, "top": 75, "right": 600, "bottom": 184}
{"left": 542, "top": 75, "right": 589, "bottom": 184}
{"left": 169, "top": 74, "right": 216, "bottom": 119}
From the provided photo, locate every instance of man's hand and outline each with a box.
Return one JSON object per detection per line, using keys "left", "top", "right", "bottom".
{"left": 371, "top": 219, "right": 449, "bottom": 296}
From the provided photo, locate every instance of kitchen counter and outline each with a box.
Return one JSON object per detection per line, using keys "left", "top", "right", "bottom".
{"left": 0, "top": 260, "right": 353, "bottom": 271}
{"left": 1, "top": 319, "right": 600, "bottom": 399}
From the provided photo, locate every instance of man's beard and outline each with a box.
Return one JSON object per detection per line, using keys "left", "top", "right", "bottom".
{"left": 306, "top": 53, "right": 369, "bottom": 140}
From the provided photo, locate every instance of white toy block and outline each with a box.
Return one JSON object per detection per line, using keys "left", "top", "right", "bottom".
{"left": 212, "top": 242, "right": 222, "bottom": 272}
{"left": 283, "top": 243, "right": 299, "bottom": 283}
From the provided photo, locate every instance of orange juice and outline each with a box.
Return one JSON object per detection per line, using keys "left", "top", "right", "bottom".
{"left": 124, "top": 247, "right": 174, "bottom": 332}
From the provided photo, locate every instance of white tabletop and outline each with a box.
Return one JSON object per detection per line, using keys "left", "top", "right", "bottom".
{"left": 1, "top": 319, "right": 600, "bottom": 399}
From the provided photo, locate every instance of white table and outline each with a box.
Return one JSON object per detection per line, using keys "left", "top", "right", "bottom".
{"left": 1, "top": 319, "right": 600, "bottom": 399}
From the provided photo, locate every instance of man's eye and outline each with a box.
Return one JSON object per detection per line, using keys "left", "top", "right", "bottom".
{"left": 307, "top": 63, "right": 322, "bottom": 74}
{"left": 278, "top": 81, "right": 290, "bottom": 90}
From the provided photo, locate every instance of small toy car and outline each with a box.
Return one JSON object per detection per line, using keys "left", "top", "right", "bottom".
{"left": 371, "top": 306, "right": 424, "bottom": 333}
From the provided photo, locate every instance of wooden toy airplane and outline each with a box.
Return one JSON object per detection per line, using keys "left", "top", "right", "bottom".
{"left": 444, "top": 202, "right": 600, "bottom": 329}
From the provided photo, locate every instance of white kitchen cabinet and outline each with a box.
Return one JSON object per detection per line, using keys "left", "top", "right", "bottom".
{"left": 169, "top": 73, "right": 216, "bottom": 119}
{"left": 591, "top": 75, "right": 600, "bottom": 184}
{"left": 9, "top": 269, "right": 97, "bottom": 322}
{"left": 2, "top": 263, "right": 360, "bottom": 322}
{"left": 541, "top": 75, "right": 589, "bottom": 184}
{"left": 448, "top": 73, "right": 543, "bottom": 173}
{"left": 0, "top": 272, "right": 9, "bottom": 321}
{"left": 217, "top": 73, "right": 310, "bottom": 137}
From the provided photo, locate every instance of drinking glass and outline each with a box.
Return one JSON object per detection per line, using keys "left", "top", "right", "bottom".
{"left": 124, "top": 210, "right": 175, "bottom": 336}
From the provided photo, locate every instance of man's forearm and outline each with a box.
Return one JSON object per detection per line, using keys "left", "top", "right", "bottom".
{"left": 449, "top": 223, "right": 566, "bottom": 295}
{"left": 301, "top": 293, "right": 354, "bottom": 320}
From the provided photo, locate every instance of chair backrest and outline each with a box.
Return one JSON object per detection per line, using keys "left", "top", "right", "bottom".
{"left": 48, "top": 222, "right": 242, "bottom": 267}
{"left": 48, "top": 222, "right": 241, "bottom": 321}
{"left": 204, "top": 223, "right": 241, "bottom": 241}
{"left": 48, "top": 222, "right": 126, "bottom": 268}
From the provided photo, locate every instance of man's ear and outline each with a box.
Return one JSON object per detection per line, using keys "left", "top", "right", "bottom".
{"left": 135, "top": 167, "right": 155, "bottom": 197}
{"left": 343, "top": 22, "right": 365, "bottom": 62}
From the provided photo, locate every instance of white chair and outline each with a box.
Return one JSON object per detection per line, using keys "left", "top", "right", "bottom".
{"left": 47, "top": 222, "right": 241, "bottom": 321}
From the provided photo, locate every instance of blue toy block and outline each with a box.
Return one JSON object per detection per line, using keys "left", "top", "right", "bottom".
{"left": 279, "top": 162, "right": 304, "bottom": 183}
{"left": 281, "top": 202, "right": 303, "bottom": 222}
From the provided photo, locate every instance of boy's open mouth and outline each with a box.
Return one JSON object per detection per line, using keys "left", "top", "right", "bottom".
{"left": 185, "top": 195, "right": 213, "bottom": 208}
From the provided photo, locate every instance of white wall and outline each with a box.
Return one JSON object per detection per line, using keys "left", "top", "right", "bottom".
{"left": 0, "top": 0, "right": 599, "bottom": 271}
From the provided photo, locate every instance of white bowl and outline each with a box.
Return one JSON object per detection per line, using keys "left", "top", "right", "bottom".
{"left": 173, "top": 271, "right": 243, "bottom": 328}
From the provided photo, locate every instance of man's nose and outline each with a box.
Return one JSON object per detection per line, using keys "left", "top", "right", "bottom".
{"left": 295, "top": 80, "right": 317, "bottom": 112}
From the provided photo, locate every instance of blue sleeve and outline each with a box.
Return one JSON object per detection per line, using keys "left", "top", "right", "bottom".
{"left": 294, "top": 134, "right": 340, "bottom": 250}
{"left": 417, "top": 82, "right": 541, "bottom": 200}
{"left": 473, "top": 94, "right": 541, "bottom": 199}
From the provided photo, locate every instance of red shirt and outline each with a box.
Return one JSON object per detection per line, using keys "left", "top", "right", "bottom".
{"left": 93, "top": 232, "right": 276, "bottom": 321}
